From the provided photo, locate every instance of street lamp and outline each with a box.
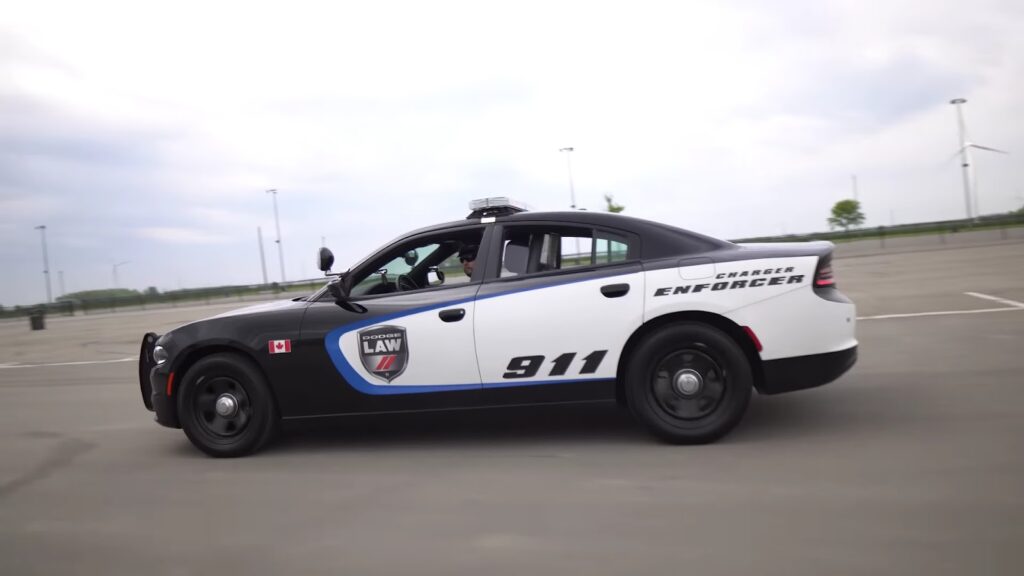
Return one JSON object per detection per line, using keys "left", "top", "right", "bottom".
{"left": 113, "top": 261, "right": 130, "bottom": 289}
{"left": 558, "top": 147, "right": 583, "bottom": 258}
{"left": 266, "top": 189, "right": 286, "bottom": 282}
{"left": 559, "top": 147, "right": 577, "bottom": 210}
{"left": 34, "top": 225, "right": 52, "bottom": 303}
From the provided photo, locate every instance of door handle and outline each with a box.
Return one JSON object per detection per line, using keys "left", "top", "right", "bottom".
{"left": 600, "top": 283, "right": 630, "bottom": 298}
{"left": 438, "top": 308, "right": 466, "bottom": 322}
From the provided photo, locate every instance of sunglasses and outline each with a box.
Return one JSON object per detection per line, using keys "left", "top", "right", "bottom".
{"left": 459, "top": 256, "right": 474, "bottom": 263}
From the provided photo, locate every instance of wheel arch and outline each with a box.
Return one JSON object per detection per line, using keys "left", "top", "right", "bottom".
{"left": 615, "top": 311, "right": 765, "bottom": 405}
{"left": 170, "top": 343, "right": 282, "bottom": 417}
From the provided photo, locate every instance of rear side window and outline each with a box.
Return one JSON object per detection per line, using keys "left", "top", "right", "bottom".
{"left": 594, "top": 234, "right": 629, "bottom": 265}
{"left": 498, "top": 226, "right": 634, "bottom": 277}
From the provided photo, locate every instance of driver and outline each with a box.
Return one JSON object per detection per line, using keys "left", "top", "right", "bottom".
{"left": 458, "top": 244, "right": 478, "bottom": 277}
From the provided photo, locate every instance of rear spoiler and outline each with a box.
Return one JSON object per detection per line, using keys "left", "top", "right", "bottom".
{"left": 730, "top": 240, "right": 834, "bottom": 260}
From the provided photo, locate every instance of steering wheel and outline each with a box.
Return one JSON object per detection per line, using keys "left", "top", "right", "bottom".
{"left": 396, "top": 274, "right": 419, "bottom": 292}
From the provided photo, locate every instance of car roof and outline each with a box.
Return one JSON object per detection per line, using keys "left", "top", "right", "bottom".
{"left": 400, "top": 210, "right": 731, "bottom": 260}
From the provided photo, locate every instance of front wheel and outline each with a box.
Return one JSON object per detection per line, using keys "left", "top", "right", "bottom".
{"left": 625, "top": 323, "right": 752, "bottom": 444}
{"left": 178, "top": 354, "right": 279, "bottom": 457}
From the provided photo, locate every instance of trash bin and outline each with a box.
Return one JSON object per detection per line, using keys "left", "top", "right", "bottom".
{"left": 29, "top": 309, "right": 46, "bottom": 331}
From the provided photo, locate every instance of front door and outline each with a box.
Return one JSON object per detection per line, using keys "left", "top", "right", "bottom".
{"left": 293, "top": 225, "right": 489, "bottom": 416}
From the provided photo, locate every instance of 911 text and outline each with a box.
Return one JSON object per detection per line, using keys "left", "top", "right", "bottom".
{"left": 502, "top": 350, "right": 608, "bottom": 379}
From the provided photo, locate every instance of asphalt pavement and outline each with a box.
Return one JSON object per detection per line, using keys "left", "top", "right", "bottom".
{"left": 1, "top": 241, "right": 1022, "bottom": 575}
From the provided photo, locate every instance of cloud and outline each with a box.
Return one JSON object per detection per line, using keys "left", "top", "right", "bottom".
{"left": 134, "top": 227, "right": 233, "bottom": 245}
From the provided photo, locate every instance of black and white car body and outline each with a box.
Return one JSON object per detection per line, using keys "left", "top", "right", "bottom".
{"left": 140, "top": 199, "right": 857, "bottom": 456}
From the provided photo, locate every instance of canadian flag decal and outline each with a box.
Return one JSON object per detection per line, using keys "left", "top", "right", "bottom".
{"left": 268, "top": 339, "right": 292, "bottom": 354}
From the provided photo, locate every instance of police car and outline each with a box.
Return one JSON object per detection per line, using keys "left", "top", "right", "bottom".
{"left": 139, "top": 198, "right": 857, "bottom": 457}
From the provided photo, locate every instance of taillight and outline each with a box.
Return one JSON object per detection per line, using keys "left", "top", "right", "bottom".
{"left": 815, "top": 258, "right": 836, "bottom": 288}
{"left": 742, "top": 326, "right": 763, "bottom": 352}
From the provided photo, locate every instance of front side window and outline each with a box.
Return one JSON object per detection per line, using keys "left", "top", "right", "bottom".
{"left": 347, "top": 228, "right": 484, "bottom": 297}
{"left": 498, "top": 226, "right": 633, "bottom": 278}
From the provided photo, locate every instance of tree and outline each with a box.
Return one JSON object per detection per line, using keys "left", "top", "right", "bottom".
{"left": 827, "top": 199, "right": 865, "bottom": 231}
{"left": 604, "top": 194, "right": 625, "bottom": 213}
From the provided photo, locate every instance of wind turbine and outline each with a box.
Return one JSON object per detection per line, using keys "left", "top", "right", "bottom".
{"left": 950, "top": 98, "right": 1008, "bottom": 221}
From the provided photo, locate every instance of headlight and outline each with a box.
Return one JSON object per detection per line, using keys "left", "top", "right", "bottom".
{"left": 153, "top": 345, "right": 168, "bottom": 365}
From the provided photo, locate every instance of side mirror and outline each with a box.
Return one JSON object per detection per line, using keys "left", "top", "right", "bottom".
{"left": 426, "top": 266, "right": 446, "bottom": 287}
{"left": 328, "top": 278, "right": 366, "bottom": 314}
{"left": 318, "top": 247, "right": 335, "bottom": 273}
{"left": 327, "top": 280, "right": 344, "bottom": 300}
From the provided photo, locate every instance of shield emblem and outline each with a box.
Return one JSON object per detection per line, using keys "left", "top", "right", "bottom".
{"left": 357, "top": 325, "right": 409, "bottom": 383}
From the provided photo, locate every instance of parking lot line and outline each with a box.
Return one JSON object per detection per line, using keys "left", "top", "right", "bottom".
{"left": 0, "top": 357, "right": 135, "bottom": 369}
{"left": 964, "top": 291, "right": 1024, "bottom": 308}
{"left": 858, "top": 307, "right": 1024, "bottom": 320}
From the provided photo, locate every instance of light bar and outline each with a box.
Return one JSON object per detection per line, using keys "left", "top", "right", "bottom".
{"left": 468, "top": 197, "right": 530, "bottom": 212}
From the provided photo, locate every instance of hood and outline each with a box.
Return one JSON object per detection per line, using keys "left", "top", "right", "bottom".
{"left": 210, "top": 298, "right": 308, "bottom": 319}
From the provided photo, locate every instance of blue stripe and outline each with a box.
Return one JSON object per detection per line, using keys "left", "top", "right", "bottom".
{"left": 481, "top": 377, "right": 610, "bottom": 389}
{"left": 324, "top": 270, "right": 631, "bottom": 395}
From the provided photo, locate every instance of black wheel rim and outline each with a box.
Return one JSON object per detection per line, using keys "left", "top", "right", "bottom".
{"left": 193, "top": 375, "right": 253, "bottom": 438}
{"left": 651, "top": 347, "right": 727, "bottom": 420}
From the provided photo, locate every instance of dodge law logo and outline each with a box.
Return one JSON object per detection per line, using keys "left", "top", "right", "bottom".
{"left": 358, "top": 325, "right": 409, "bottom": 383}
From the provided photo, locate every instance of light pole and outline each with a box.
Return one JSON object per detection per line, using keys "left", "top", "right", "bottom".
{"left": 558, "top": 147, "right": 583, "bottom": 259}
{"left": 266, "top": 189, "right": 286, "bottom": 282}
{"left": 950, "top": 98, "right": 974, "bottom": 221}
{"left": 34, "top": 225, "right": 52, "bottom": 303}
{"left": 113, "top": 261, "right": 130, "bottom": 288}
{"left": 58, "top": 270, "right": 65, "bottom": 297}
{"left": 559, "top": 147, "right": 577, "bottom": 210}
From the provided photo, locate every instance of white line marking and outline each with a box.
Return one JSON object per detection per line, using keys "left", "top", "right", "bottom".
{"left": 0, "top": 357, "right": 135, "bottom": 369}
{"left": 964, "top": 292, "right": 1024, "bottom": 308}
{"left": 858, "top": 307, "right": 1024, "bottom": 320}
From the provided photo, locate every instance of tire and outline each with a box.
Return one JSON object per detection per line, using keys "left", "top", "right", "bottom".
{"left": 625, "top": 323, "right": 752, "bottom": 444}
{"left": 177, "top": 354, "right": 279, "bottom": 457}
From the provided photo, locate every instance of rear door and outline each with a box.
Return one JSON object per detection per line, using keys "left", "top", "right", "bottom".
{"left": 472, "top": 223, "right": 645, "bottom": 405}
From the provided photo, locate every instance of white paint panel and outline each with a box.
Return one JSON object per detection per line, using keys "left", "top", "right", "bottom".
{"left": 645, "top": 256, "right": 819, "bottom": 321}
{"left": 644, "top": 255, "right": 856, "bottom": 360}
{"left": 338, "top": 302, "right": 480, "bottom": 386}
{"left": 474, "top": 272, "right": 645, "bottom": 383}
{"left": 727, "top": 287, "right": 857, "bottom": 360}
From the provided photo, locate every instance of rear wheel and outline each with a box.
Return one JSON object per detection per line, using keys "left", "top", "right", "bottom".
{"left": 626, "top": 323, "right": 752, "bottom": 444}
{"left": 178, "top": 354, "right": 279, "bottom": 457}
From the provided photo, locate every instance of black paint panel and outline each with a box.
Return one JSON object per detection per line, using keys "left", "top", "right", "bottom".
{"left": 480, "top": 379, "right": 617, "bottom": 406}
{"left": 760, "top": 346, "right": 857, "bottom": 394}
{"left": 642, "top": 242, "right": 834, "bottom": 273}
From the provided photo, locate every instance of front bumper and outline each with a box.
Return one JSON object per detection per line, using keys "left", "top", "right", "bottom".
{"left": 138, "top": 333, "right": 180, "bottom": 428}
{"left": 758, "top": 345, "right": 857, "bottom": 395}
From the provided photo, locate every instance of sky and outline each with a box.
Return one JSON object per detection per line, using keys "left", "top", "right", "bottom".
{"left": 2, "top": 0, "right": 1022, "bottom": 306}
